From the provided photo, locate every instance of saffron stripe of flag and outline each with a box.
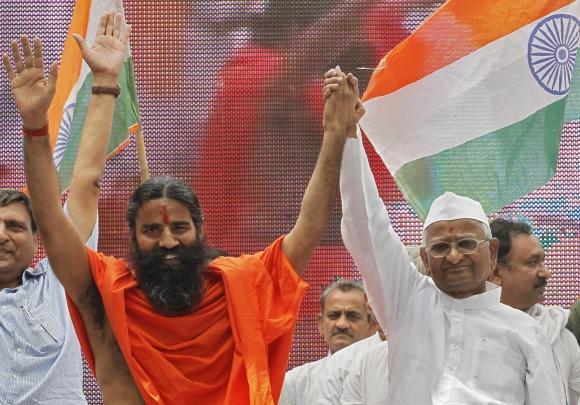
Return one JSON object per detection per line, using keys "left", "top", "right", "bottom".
{"left": 47, "top": 0, "right": 140, "bottom": 190}
{"left": 360, "top": 0, "right": 580, "bottom": 218}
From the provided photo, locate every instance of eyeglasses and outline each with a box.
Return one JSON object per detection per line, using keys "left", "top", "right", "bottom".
{"left": 427, "top": 238, "right": 489, "bottom": 258}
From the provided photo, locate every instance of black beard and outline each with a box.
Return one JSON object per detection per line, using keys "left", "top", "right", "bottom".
{"left": 130, "top": 241, "right": 208, "bottom": 316}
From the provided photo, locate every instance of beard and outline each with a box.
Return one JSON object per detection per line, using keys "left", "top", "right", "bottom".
{"left": 130, "top": 240, "right": 208, "bottom": 316}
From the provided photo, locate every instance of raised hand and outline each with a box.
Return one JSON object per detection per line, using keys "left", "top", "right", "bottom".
{"left": 2, "top": 36, "right": 58, "bottom": 130}
{"left": 322, "top": 66, "right": 363, "bottom": 135}
{"left": 72, "top": 10, "right": 130, "bottom": 85}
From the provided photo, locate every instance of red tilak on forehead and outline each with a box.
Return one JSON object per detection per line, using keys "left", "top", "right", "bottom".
{"left": 160, "top": 205, "right": 169, "bottom": 224}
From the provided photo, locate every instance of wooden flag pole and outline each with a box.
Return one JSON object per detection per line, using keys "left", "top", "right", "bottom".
{"left": 135, "top": 127, "right": 150, "bottom": 183}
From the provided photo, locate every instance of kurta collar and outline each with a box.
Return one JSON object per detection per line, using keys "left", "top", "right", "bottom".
{"left": 439, "top": 281, "right": 501, "bottom": 310}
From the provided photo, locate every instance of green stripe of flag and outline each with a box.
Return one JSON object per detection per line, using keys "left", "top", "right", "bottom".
{"left": 58, "top": 59, "right": 140, "bottom": 190}
{"left": 395, "top": 97, "right": 567, "bottom": 219}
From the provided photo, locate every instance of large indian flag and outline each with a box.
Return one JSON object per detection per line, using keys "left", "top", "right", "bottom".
{"left": 360, "top": 0, "right": 580, "bottom": 219}
{"left": 48, "top": 0, "right": 140, "bottom": 190}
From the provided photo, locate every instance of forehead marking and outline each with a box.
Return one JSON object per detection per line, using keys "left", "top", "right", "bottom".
{"left": 160, "top": 205, "right": 169, "bottom": 225}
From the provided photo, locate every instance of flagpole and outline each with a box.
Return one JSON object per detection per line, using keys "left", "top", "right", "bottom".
{"left": 135, "top": 127, "right": 150, "bottom": 182}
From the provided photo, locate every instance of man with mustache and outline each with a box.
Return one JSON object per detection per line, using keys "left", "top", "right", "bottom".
{"left": 279, "top": 279, "right": 378, "bottom": 405}
{"left": 489, "top": 218, "right": 580, "bottom": 404}
{"left": 14, "top": 10, "right": 362, "bottom": 398}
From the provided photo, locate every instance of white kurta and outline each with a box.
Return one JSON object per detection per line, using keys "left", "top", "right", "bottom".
{"left": 340, "top": 137, "right": 565, "bottom": 404}
{"left": 341, "top": 340, "right": 390, "bottom": 405}
{"left": 318, "top": 332, "right": 383, "bottom": 404}
{"left": 527, "top": 304, "right": 580, "bottom": 404}
{"left": 279, "top": 355, "right": 330, "bottom": 405}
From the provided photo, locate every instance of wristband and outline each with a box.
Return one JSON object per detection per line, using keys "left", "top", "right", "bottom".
{"left": 22, "top": 124, "right": 49, "bottom": 137}
{"left": 92, "top": 85, "right": 121, "bottom": 97}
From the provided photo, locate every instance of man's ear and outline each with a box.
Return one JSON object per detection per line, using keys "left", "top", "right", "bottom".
{"left": 317, "top": 313, "right": 324, "bottom": 335}
{"left": 488, "top": 237, "right": 500, "bottom": 273}
{"left": 489, "top": 265, "right": 504, "bottom": 285}
{"left": 419, "top": 247, "right": 430, "bottom": 275}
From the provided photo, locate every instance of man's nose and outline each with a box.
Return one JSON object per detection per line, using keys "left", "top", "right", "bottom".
{"left": 445, "top": 244, "right": 464, "bottom": 264}
{"left": 0, "top": 224, "right": 8, "bottom": 243}
{"left": 336, "top": 314, "right": 349, "bottom": 329}
{"left": 538, "top": 264, "right": 551, "bottom": 280}
{"left": 158, "top": 227, "right": 179, "bottom": 249}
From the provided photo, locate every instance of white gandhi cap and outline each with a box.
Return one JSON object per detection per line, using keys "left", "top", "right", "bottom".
{"left": 423, "top": 191, "right": 489, "bottom": 231}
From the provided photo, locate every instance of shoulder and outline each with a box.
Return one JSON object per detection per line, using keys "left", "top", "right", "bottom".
{"left": 333, "top": 333, "right": 382, "bottom": 364}
{"left": 287, "top": 356, "right": 329, "bottom": 379}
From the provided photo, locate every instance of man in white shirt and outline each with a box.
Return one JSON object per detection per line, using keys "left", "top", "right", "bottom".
{"left": 279, "top": 279, "right": 377, "bottom": 405}
{"left": 325, "top": 69, "right": 565, "bottom": 404}
{"left": 317, "top": 327, "right": 385, "bottom": 404}
{"left": 490, "top": 218, "right": 580, "bottom": 404}
{"left": 341, "top": 338, "right": 389, "bottom": 405}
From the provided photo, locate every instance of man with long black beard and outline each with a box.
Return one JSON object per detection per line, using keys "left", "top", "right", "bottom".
{"left": 16, "top": 15, "right": 362, "bottom": 400}
{"left": 127, "top": 177, "right": 208, "bottom": 316}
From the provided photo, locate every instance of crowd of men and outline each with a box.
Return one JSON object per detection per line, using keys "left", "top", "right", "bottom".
{"left": 1, "top": 9, "right": 579, "bottom": 405}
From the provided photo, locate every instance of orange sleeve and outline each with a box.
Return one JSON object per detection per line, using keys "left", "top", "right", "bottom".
{"left": 255, "top": 236, "right": 308, "bottom": 343}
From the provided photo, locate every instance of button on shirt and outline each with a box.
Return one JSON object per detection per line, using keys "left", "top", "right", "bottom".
{"left": 340, "top": 138, "right": 565, "bottom": 404}
{"left": 0, "top": 211, "right": 97, "bottom": 404}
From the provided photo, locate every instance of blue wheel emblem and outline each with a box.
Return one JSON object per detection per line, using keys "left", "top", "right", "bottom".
{"left": 528, "top": 14, "right": 580, "bottom": 95}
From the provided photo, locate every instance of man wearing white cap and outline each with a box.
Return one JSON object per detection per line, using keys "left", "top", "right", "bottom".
{"left": 328, "top": 71, "right": 565, "bottom": 404}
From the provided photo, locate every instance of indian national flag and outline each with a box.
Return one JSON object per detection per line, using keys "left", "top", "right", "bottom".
{"left": 48, "top": 0, "right": 140, "bottom": 190}
{"left": 360, "top": 0, "right": 580, "bottom": 219}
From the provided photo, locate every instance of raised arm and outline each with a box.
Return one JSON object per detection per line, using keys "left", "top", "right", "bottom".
{"left": 282, "top": 68, "right": 362, "bottom": 276}
{"left": 67, "top": 11, "right": 130, "bottom": 241}
{"left": 323, "top": 70, "right": 423, "bottom": 334}
{"left": 4, "top": 11, "right": 128, "bottom": 303}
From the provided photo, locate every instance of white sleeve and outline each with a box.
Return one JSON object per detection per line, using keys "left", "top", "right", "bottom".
{"left": 565, "top": 329, "right": 580, "bottom": 404}
{"left": 525, "top": 326, "right": 567, "bottom": 405}
{"left": 340, "top": 136, "right": 422, "bottom": 335}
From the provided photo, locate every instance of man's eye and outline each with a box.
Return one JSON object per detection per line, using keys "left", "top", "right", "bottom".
{"left": 430, "top": 242, "right": 449, "bottom": 254}
{"left": 457, "top": 238, "right": 478, "bottom": 250}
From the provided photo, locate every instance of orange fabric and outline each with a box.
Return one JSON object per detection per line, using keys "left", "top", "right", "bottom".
{"left": 68, "top": 236, "right": 307, "bottom": 404}
{"left": 363, "top": 0, "right": 573, "bottom": 101}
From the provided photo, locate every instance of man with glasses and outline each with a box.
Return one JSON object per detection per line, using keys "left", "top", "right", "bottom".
{"left": 489, "top": 218, "right": 580, "bottom": 404}
{"left": 326, "top": 70, "right": 564, "bottom": 404}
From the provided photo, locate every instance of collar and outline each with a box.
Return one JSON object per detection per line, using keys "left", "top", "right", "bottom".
{"left": 23, "top": 265, "right": 48, "bottom": 279}
{"left": 440, "top": 281, "right": 501, "bottom": 310}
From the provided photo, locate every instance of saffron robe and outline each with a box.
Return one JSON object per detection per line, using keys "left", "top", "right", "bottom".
{"left": 68, "top": 236, "right": 307, "bottom": 404}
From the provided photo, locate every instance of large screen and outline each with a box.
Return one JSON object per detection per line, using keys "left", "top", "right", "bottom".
{"left": 1, "top": 1, "right": 578, "bottom": 402}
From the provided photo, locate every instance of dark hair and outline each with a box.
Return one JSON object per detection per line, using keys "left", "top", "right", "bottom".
{"left": 127, "top": 176, "right": 203, "bottom": 236}
{"left": 490, "top": 218, "right": 533, "bottom": 265}
{"left": 320, "top": 278, "right": 365, "bottom": 313}
{"left": 0, "top": 189, "right": 37, "bottom": 232}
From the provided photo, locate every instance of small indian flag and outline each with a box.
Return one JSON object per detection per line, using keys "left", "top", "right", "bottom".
{"left": 360, "top": 0, "right": 580, "bottom": 219}
{"left": 48, "top": 0, "right": 140, "bottom": 190}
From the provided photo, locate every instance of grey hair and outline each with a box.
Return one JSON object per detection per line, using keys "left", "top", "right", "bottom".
{"left": 421, "top": 221, "right": 492, "bottom": 246}
{"left": 320, "top": 278, "right": 365, "bottom": 313}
